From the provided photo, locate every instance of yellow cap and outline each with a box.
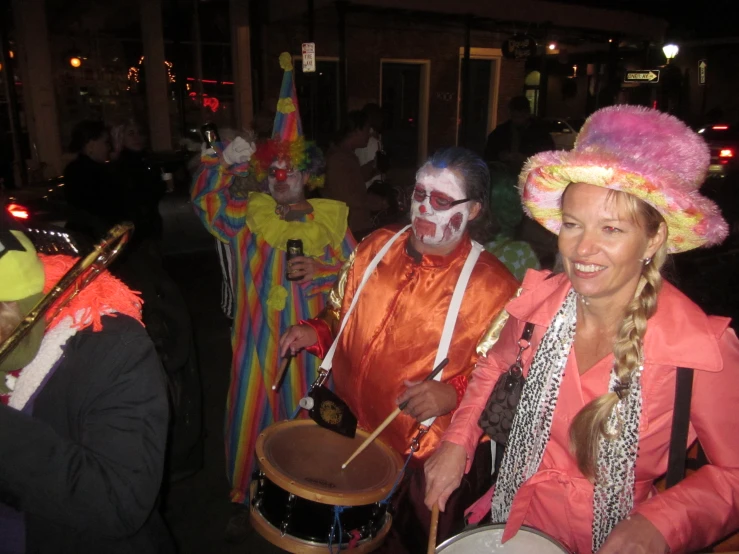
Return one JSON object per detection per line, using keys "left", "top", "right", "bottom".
{"left": 0, "top": 230, "right": 46, "bottom": 302}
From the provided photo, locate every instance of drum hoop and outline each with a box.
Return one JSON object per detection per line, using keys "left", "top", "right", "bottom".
{"left": 435, "top": 524, "right": 571, "bottom": 553}
{"left": 255, "top": 419, "right": 404, "bottom": 506}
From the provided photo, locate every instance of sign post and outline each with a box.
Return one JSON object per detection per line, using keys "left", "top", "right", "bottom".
{"left": 699, "top": 60, "right": 707, "bottom": 86}
{"left": 302, "top": 42, "right": 316, "bottom": 73}
{"left": 624, "top": 70, "right": 661, "bottom": 83}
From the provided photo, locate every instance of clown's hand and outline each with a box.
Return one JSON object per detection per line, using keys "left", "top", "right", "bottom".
{"left": 222, "top": 136, "right": 256, "bottom": 166}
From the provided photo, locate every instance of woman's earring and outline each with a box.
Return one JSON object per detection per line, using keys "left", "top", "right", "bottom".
{"left": 643, "top": 257, "right": 652, "bottom": 266}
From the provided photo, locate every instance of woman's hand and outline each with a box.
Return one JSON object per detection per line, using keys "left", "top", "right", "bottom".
{"left": 278, "top": 324, "right": 318, "bottom": 358}
{"left": 396, "top": 380, "right": 457, "bottom": 422}
{"left": 596, "top": 513, "right": 669, "bottom": 554}
{"left": 287, "top": 256, "right": 317, "bottom": 283}
{"left": 424, "top": 441, "right": 467, "bottom": 512}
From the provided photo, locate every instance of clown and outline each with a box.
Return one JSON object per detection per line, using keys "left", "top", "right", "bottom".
{"left": 411, "top": 165, "right": 479, "bottom": 249}
{"left": 190, "top": 52, "right": 356, "bottom": 542}
{"left": 280, "top": 147, "right": 519, "bottom": 553}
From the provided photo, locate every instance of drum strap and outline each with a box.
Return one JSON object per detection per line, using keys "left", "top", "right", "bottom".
{"left": 665, "top": 367, "right": 694, "bottom": 488}
{"left": 422, "top": 240, "right": 483, "bottom": 427}
{"left": 319, "top": 227, "right": 484, "bottom": 428}
{"left": 319, "top": 225, "right": 411, "bottom": 373}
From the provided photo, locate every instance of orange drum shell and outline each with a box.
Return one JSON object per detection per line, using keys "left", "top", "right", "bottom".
{"left": 255, "top": 419, "right": 404, "bottom": 507}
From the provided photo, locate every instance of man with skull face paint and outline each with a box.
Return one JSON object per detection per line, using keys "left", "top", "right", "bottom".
{"left": 191, "top": 53, "right": 356, "bottom": 542}
{"left": 280, "top": 147, "right": 518, "bottom": 552}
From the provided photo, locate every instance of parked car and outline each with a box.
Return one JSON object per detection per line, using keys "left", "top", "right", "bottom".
{"left": 541, "top": 117, "right": 580, "bottom": 150}
{"left": 3, "top": 177, "right": 69, "bottom": 227}
{"left": 697, "top": 123, "right": 739, "bottom": 178}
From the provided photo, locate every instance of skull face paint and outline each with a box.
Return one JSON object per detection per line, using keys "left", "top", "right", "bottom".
{"left": 268, "top": 159, "right": 305, "bottom": 205}
{"left": 411, "top": 167, "right": 472, "bottom": 247}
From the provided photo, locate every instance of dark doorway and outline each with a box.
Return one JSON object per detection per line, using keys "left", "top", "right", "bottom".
{"left": 463, "top": 58, "right": 495, "bottom": 155}
{"left": 294, "top": 59, "right": 339, "bottom": 150}
{"left": 381, "top": 62, "right": 421, "bottom": 169}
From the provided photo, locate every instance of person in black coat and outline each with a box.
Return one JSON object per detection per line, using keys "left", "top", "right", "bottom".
{"left": 0, "top": 226, "right": 174, "bottom": 553}
{"left": 110, "top": 120, "right": 168, "bottom": 245}
{"left": 483, "top": 95, "right": 555, "bottom": 173}
{"left": 63, "top": 120, "right": 128, "bottom": 240}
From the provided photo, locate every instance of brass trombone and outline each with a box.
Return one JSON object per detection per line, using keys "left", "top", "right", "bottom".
{"left": 0, "top": 223, "right": 134, "bottom": 365}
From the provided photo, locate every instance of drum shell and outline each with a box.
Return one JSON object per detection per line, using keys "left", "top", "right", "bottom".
{"left": 250, "top": 419, "right": 403, "bottom": 551}
{"left": 253, "top": 474, "right": 387, "bottom": 543}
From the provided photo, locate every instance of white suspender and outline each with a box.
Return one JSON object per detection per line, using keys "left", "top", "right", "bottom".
{"left": 319, "top": 225, "right": 412, "bottom": 371}
{"left": 319, "top": 227, "right": 484, "bottom": 429}
{"left": 422, "top": 240, "right": 483, "bottom": 427}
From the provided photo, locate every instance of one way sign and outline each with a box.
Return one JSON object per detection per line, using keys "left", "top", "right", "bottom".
{"left": 624, "top": 70, "right": 660, "bottom": 83}
{"left": 699, "top": 60, "right": 707, "bottom": 85}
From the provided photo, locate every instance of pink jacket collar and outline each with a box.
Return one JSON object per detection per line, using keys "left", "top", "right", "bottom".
{"left": 507, "top": 270, "right": 730, "bottom": 372}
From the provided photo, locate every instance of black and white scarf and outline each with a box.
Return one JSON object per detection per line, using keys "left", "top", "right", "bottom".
{"left": 491, "top": 289, "right": 643, "bottom": 552}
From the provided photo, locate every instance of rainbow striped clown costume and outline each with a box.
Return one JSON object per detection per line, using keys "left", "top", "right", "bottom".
{"left": 191, "top": 52, "right": 356, "bottom": 505}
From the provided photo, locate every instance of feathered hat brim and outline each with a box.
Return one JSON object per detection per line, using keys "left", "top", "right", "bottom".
{"left": 519, "top": 106, "right": 729, "bottom": 253}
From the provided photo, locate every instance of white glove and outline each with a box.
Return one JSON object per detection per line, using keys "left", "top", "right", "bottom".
{"left": 222, "top": 136, "right": 256, "bottom": 166}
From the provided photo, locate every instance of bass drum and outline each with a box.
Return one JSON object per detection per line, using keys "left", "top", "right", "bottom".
{"left": 251, "top": 419, "right": 403, "bottom": 553}
{"left": 436, "top": 524, "right": 570, "bottom": 553}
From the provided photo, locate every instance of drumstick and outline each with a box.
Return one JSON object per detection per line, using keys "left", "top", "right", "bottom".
{"left": 271, "top": 354, "right": 293, "bottom": 391}
{"left": 341, "top": 358, "right": 449, "bottom": 470}
{"left": 427, "top": 503, "right": 440, "bottom": 554}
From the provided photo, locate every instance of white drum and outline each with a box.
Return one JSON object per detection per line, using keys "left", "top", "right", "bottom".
{"left": 436, "top": 524, "right": 570, "bottom": 553}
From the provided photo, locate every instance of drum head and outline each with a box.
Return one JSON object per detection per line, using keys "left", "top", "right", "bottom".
{"left": 256, "top": 419, "right": 403, "bottom": 506}
{"left": 436, "top": 524, "right": 569, "bottom": 553}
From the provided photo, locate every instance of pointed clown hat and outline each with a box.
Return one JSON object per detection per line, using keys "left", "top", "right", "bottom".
{"left": 250, "top": 52, "right": 325, "bottom": 189}
{"left": 519, "top": 105, "right": 729, "bottom": 253}
{"left": 272, "top": 52, "right": 303, "bottom": 141}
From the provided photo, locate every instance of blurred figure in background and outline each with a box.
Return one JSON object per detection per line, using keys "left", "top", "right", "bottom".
{"left": 110, "top": 119, "right": 168, "bottom": 247}
{"left": 110, "top": 120, "right": 203, "bottom": 484}
{"left": 485, "top": 97, "right": 559, "bottom": 268}
{"left": 484, "top": 182, "right": 540, "bottom": 281}
{"left": 484, "top": 96, "right": 554, "bottom": 174}
{"left": 323, "top": 110, "right": 387, "bottom": 239}
{"left": 355, "top": 102, "right": 385, "bottom": 189}
{"left": 63, "top": 120, "right": 126, "bottom": 239}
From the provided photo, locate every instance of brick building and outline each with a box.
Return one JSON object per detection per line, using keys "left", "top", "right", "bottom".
{"left": 5, "top": 0, "right": 666, "bottom": 181}
{"left": 256, "top": 0, "right": 667, "bottom": 169}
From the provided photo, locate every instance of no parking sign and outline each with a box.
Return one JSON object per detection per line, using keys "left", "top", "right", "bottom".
{"left": 302, "top": 43, "right": 316, "bottom": 73}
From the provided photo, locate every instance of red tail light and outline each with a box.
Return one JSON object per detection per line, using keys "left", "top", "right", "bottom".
{"left": 6, "top": 203, "right": 30, "bottom": 219}
{"left": 712, "top": 125, "right": 730, "bottom": 130}
{"left": 719, "top": 148, "right": 734, "bottom": 158}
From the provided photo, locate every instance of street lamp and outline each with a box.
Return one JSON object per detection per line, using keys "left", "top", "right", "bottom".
{"left": 662, "top": 44, "right": 679, "bottom": 64}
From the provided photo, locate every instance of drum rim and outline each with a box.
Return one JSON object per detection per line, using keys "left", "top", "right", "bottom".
{"left": 255, "top": 419, "right": 404, "bottom": 506}
{"left": 435, "top": 523, "right": 570, "bottom": 553}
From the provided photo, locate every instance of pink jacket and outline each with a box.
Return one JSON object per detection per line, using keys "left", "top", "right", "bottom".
{"left": 444, "top": 270, "right": 739, "bottom": 554}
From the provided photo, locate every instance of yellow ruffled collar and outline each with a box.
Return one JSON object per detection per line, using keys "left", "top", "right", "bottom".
{"left": 245, "top": 192, "right": 349, "bottom": 257}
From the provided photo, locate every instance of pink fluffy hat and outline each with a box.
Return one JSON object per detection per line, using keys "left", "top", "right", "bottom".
{"left": 519, "top": 105, "right": 729, "bottom": 253}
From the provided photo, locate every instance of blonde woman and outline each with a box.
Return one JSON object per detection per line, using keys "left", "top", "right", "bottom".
{"left": 424, "top": 106, "right": 739, "bottom": 554}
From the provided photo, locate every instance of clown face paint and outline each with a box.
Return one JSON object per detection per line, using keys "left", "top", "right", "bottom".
{"left": 411, "top": 167, "right": 472, "bottom": 247}
{"left": 268, "top": 159, "right": 305, "bottom": 205}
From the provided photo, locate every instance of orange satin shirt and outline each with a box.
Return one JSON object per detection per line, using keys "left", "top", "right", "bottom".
{"left": 318, "top": 226, "right": 518, "bottom": 463}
